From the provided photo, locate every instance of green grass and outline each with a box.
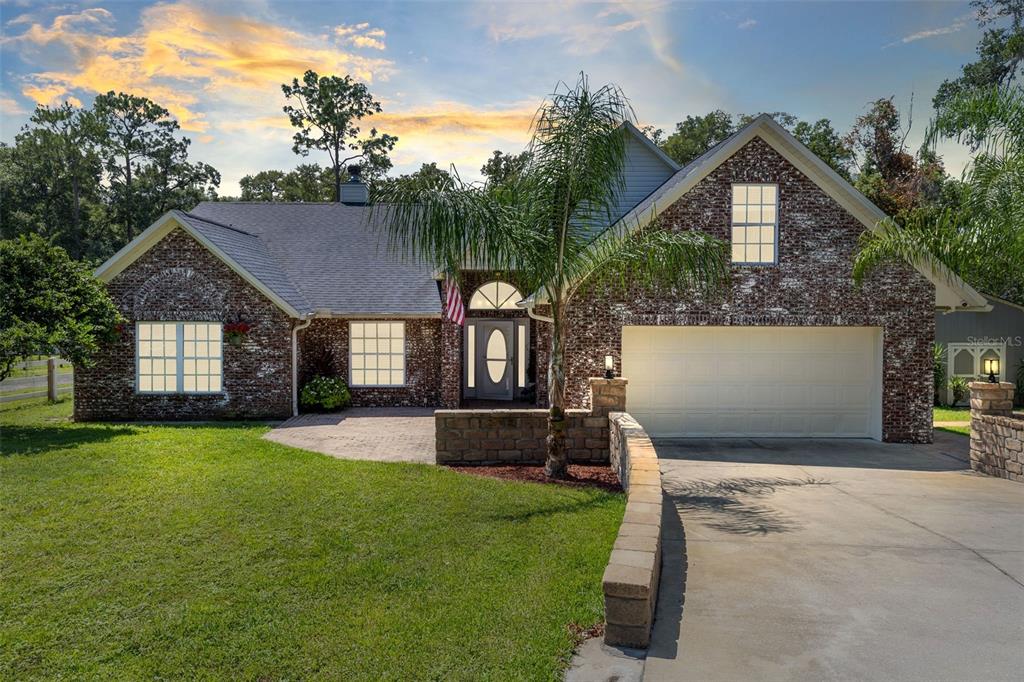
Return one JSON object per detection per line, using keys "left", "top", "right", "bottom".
{"left": 936, "top": 425, "right": 971, "bottom": 436}
{"left": 934, "top": 406, "right": 970, "bottom": 422}
{"left": 4, "top": 357, "right": 73, "bottom": 379}
{"left": 1, "top": 398, "right": 625, "bottom": 680}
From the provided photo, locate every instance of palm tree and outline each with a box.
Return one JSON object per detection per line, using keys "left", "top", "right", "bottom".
{"left": 854, "top": 86, "right": 1024, "bottom": 303}
{"left": 375, "top": 75, "right": 728, "bottom": 478}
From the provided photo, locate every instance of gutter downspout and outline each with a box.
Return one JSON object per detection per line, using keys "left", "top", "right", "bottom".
{"left": 291, "top": 316, "right": 313, "bottom": 417}
{"left": 517, "top": 294, "right": 553, "bottom": 324}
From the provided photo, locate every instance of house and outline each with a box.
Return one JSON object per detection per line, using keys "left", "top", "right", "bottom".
{"left": 936, "top": 294, "right": 1024, "bottom": 404}
{"left": 75, "top": 115, "right": 987, "bottom": 443}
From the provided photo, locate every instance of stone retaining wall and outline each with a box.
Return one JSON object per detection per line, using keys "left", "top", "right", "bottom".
{"left": 969, "top": 382, "right": 1023, "bottom": 482}
{"left": 435, "top": 378, "right": 626, "bottom": 465}
{"left": 602, "top": 411, "right": 664, "bottom": 649}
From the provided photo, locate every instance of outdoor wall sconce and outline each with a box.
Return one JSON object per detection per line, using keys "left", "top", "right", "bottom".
{"left": 984, "top": 358, "right": 1000, "bottom": 383}
{"left": 605, "top": 355, "right": 615, "bottom": 379}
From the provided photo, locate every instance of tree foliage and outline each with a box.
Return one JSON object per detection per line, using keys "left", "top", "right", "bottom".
{"left": 375, "top": 75, "right": 728, "bottom": 477}
{"left": 0, "top": 235, "right": 123, "bottom": 381}
{"left": 239, "top": 164, "right": 336, "bottom": 202}
{"left": 282, "top": 70, "right": 397, "bottom": 202}
{"left": 480, "top": 150, "right": 532, "bottom": 186}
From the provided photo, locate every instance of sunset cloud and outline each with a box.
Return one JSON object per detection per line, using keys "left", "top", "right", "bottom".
{"left": 4, "top": 3, "right": 395, "bottom": 131}
{"left": 335, "top": 22, "right": 387, "bottom": 50}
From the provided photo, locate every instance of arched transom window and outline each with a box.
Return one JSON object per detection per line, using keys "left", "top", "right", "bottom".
{"left": 469, "top": 281, "right": 523, "bottom": 310}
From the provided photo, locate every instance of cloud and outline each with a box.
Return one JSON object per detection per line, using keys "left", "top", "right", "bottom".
{"left": 0, "top": 94, "right": 28, "bottom": 115}
{"left": 334, "top": 22, "right": 387, "bottom": 50}
{"left": 478, "top": 0, "right": 683, "bottom": 72}
{"left": 884, "top": 13, "right": 973, "bottom": 48}
{"left": 737, "top": 18, "right": 757, "bottom": 30}
{"left": 3, "top": 3, "right": 395, "bottom": 132}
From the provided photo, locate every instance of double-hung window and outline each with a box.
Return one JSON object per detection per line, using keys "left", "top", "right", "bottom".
{"left": 731, "top": 184, "right": 778, "bottom": 264}
{"left": 350, "top": 321, "right": 406, "bottom": 387}
{"left": 137, "top": 322, "right": 223, "bottom": 393}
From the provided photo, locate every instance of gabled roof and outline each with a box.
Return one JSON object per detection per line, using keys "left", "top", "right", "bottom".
{"left": 94, "top": 205, "right": 443, "bottom": 318}
{"left": 604, "top": 114, "right": 989, "bottom": 311}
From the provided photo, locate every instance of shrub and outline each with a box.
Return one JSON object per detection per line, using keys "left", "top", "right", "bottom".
{"left": 948, "top": 376, "right": 970, "bottom": 407}
{"left": 300, "top": 375, "right": 351, "bottom": 412}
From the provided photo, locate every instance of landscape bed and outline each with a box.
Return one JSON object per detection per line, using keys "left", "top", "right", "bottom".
{"left": 0, "top": 398, "right": 625, "bottom": 680}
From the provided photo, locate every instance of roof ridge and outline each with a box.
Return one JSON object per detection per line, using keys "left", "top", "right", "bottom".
{"left": 177, "top": 210, "right": 257, "bottom": 237}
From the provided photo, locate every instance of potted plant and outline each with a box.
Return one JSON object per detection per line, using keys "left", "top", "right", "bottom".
{"left": 223, "top": 321, "right": 252, "bottom": 346}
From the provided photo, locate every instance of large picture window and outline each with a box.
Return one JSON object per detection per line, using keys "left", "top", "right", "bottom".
{"left": 350, "top": 321, "right": 405, "bottom": 387}
{"left": 137, "top": 322, "right": 222, "bottom": 393}
{"left": 731, "top": 184, "right": 778, "bottom": 264}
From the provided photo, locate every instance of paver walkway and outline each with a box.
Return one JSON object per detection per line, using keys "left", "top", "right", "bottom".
{"left": 264, "top": 408, "right": 436, "bottom": 464}
{"left": 644, "top": 432, "right": 1024, "bottom": 681}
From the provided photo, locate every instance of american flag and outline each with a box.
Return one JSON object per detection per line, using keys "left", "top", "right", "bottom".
{"left": 443, "top": 278, "right": 465, "bottom": 326}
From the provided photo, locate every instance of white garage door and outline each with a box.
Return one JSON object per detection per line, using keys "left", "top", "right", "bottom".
{"left": 622, "top": 327, "right": 882, "bottom": 439}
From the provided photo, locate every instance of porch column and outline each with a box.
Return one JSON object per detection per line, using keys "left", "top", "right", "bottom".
{"left": 440, "top": 319, "right": 462, "bottom": 408}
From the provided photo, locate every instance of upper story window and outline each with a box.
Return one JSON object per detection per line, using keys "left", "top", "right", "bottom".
{"left": 137, "top": 322, "right": 222, "bottom": 393}
{"left": 731, "top": 184, "right": 778, "bottom": 265}
{"left": 350, "top": 321, "right": 405, "bottom": 387}
{"left": 469, "top": 281, "right": 523, "bottom": 310}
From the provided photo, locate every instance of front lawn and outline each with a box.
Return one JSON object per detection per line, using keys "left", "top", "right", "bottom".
{"left": 1, "top": 398, "right": 624, "bottom": 680}
{"left": 934, "top": 406, "right": 970, "bottom": 422}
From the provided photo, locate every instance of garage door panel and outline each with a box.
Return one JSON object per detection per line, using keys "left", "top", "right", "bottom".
{"left": 622, "top": 326, "right": 881, "bottom": 439}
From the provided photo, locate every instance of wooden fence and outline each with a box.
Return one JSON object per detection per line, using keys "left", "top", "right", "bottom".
{"left": 0, "top": 358, "right": 73, "bottom": 403}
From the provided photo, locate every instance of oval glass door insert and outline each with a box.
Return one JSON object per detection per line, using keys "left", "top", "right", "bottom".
{"left": 486, "top": 328, "right": 508, "bottom": 383}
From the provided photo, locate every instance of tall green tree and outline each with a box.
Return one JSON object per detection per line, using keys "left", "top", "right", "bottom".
{"left": 0, "top": 235, "right": 122, "bottom": 381}
{"left": 854, "top": 86, "right": 1024, "bottom": 305}
{"left": 934, "top": 0, "right": 1023, "bottom": 142}
{"left": 480, "top": 150, "right": 532, "bottom": 186}
{"left": 238, "top": 164, "right": 335, "bottom": 202}
{"left": 376, "top": 75, "right": 727, "bottom": 478}
{"left": 282, "top": 70, "right": 397, "bottom": 202}
{"left": 661, "top": 110, "right": 735, "bottom": 166}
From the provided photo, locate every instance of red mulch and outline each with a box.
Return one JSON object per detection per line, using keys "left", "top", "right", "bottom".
{"left": 451, "top": 464, "right": 622, "bottom": 492}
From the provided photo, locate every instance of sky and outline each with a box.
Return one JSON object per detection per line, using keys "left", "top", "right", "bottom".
{"left": 0, "top": 0, "right": 987, "bottom": 195}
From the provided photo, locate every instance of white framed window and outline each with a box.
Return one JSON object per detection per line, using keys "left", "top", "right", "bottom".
{"left": 137, "top": 322, "right": 222, "bottom": 394}
{"left": 469, "top": 281, "right": 523, "bottom": 310}
{"left": 731, "top": 183, "right": 778, "bottom": 264}
{"left": 350, "top": 321, "right": 405, "bottom": 387}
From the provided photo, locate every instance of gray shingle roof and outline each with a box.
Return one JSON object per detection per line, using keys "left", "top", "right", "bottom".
{"left": 186, "top": 202, "right": 441, "bottom": 317}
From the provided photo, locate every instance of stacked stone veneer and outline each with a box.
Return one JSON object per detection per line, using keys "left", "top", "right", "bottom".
{"left": 603, "top": 411, "right": 664, "bottom": 648}
{"left": 969, "top": 382, "right": 1023, "bottom": 482}
{"left": 533, "top": 137, "right": 935, "bottom": 443}
{"left": 435, "top": 378, "right": 626, "bottom": 464}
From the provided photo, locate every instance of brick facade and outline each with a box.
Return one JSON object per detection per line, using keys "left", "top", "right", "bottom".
{"left": 297, "top": 317, "right": 442, "bottom": 408}
{"left": 74, "top": 228, "right": 293, "bottom": 420}
{"left": 537, "top": 137, "right": 935, "bottom": 443}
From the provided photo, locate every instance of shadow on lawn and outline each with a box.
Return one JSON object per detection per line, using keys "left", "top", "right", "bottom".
{"left": 0, "top": 424, "right": 138, "bottom": 456}
{"left": 484, "top": 492, "right": 621, "bottom": 522}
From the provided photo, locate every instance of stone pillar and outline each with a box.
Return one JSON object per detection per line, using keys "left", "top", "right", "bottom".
{"left": 439, "top": 320, "right": 462, "bottom": 409}
{"left": 969, "top": 381, "right": 1015, "bottom": 417}
{"left": 589, "top": 377, "right": 627, "bottom": 417}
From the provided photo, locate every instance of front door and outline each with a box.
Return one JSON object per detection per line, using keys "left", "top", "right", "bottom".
{"left": 477, "top": 320, "right": 514, "bottom": 400}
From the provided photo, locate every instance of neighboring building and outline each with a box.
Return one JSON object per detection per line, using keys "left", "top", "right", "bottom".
{"left": 936, "top": 295, "right": 1024, "bottom": 404}
{"left": 76, "top": 116, "right": 987, "bottom": 443}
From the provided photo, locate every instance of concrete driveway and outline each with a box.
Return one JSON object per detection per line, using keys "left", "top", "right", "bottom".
{"left": 645, "top": 432, "right": 1024, "bottom": 682}
{"left": 264, "top": 408, "right": 435, "bottom": 464}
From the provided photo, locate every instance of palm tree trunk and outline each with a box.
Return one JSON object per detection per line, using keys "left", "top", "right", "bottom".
{"left": 545, "top": 302, "right": 569, "bottom": 479}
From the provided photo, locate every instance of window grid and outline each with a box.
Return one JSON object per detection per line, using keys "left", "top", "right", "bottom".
{"left": 138, "top": 322, "right": 178, "bottom": 393}
{"left": 731, "top": 184, "right": 778, "bottom": 265}
{"left": 350, "top": 322, "right": 406, "bottom": 387}
{"left": 469, "top": 281, "right": 523, "bottom": 310}
{"left": 137, "top": 322, "right": 223, "bottom": 394}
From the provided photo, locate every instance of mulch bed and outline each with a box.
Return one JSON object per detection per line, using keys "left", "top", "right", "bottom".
{"left": 451, "top": 464, "right": 623, "bottom": 492}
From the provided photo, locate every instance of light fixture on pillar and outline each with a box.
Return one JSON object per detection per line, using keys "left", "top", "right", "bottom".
{"left": 604, "top": 355, "right": 615, "bottom": 379}
{"left": 984, "top": 357, "right": 1000, "bottom": 383}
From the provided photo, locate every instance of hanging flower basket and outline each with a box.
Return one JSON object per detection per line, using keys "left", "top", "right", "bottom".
{"left": 224, "top": 322, "right": 252, "bottom": 346}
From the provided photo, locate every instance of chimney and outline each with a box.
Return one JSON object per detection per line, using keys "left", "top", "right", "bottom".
{"left": 341, "top": 164, "right": 368, "bottom": 206}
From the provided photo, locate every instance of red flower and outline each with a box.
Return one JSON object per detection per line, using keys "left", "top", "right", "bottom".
{"left": 224, "top": 322, "right": 252, "bottom": 335}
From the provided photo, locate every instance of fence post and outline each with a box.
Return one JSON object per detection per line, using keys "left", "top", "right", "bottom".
{"left": 47, "top": 357, "right": 58, "bottom": 402}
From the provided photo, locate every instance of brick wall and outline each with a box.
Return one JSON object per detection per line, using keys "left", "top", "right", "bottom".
{"left": 74, "top": 228, "right": 293, "bottom": 420}
{"left": 297, "top": 317, "right": 442, "bottom": 407}
{"left": 969, "top": 382, "right": 1023, "bottom": 482}
{"left": 435, "top": 378, "right": 626, "bottom": 464}
{"left": 537, "top": 137, "right": 935, "bottom": 443}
